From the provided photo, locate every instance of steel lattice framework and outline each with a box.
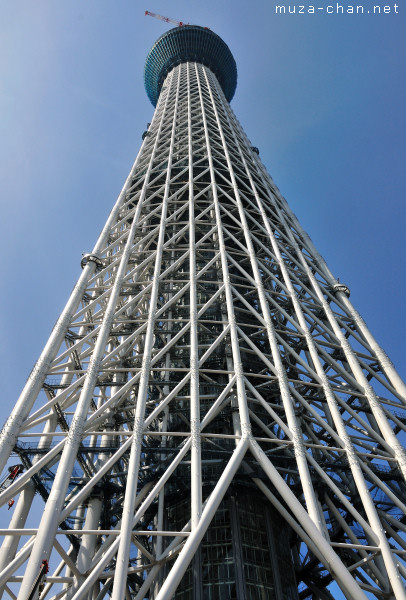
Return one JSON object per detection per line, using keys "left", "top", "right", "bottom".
{"left": 0, "top": 26, "right": 406, "bottom": 600}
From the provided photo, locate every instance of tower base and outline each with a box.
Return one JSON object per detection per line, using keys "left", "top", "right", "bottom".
{"left": 152, "top": 493, "right": 298, "bottom": 600}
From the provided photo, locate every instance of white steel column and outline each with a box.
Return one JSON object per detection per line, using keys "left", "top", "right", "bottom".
{"left": 195, "top": 63, "right": 252, "bottom": 439}
{"left": 213, "top": 80, "right": 406, "bottom": 597}
{"left": 203, "top": 66, "right": 326, "bottom": 535}
{"left": 111, "top": 66, "right": 181, "bottom": 600}
{"left": 187, "top": 63, "right": 202, "bottom": 530}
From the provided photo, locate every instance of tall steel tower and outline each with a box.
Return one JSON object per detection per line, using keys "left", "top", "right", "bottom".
{"left": 1, "top": 25, "right": 406, "bottom": 600}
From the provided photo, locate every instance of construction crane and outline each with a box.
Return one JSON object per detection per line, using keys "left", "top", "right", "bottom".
{"left": 145, "top": 11, "right": 187, "bottom": 27}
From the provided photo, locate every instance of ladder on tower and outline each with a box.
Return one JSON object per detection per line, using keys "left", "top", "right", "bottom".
{"left": 26, "top": 560, "right": 49, "bottom": 600}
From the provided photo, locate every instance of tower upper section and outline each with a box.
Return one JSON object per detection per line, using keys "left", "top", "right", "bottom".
{"left": 144, "top": 26, "right": 237, "bottom": 106}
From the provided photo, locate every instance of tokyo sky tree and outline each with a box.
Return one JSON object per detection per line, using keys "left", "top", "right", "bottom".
{"left": 1, "top": 25, "right": 406, "bottom": 600}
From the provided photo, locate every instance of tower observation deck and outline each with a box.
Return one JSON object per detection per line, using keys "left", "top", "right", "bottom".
{"left": 0, "top": 25, "right": 406, "bottom": 600}
{"left": 144, "top": 25, "right": 237, "bottom": 106}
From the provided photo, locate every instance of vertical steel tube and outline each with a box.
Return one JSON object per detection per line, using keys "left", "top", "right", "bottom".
{"left": 16, "top": 71, "right": 176, "bottom": 600}
{"left": 195, "top": 63, "right": 251, "bottom": 437}
{"left": 215, "top": 84, "right": 406, "bottom": 596}
{"left": 204, "top": 68, "right": 326, "bottom": 535}
{"left": 111, "top": 66, "right": 181, "bottom": 600}
{"left": 187, "top": 63, "right": 202, "bottom": 530}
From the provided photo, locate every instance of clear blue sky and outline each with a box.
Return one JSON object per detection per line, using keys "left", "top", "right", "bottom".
{"left": 0, "top": 2, "right": 404, "bottom": 594}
